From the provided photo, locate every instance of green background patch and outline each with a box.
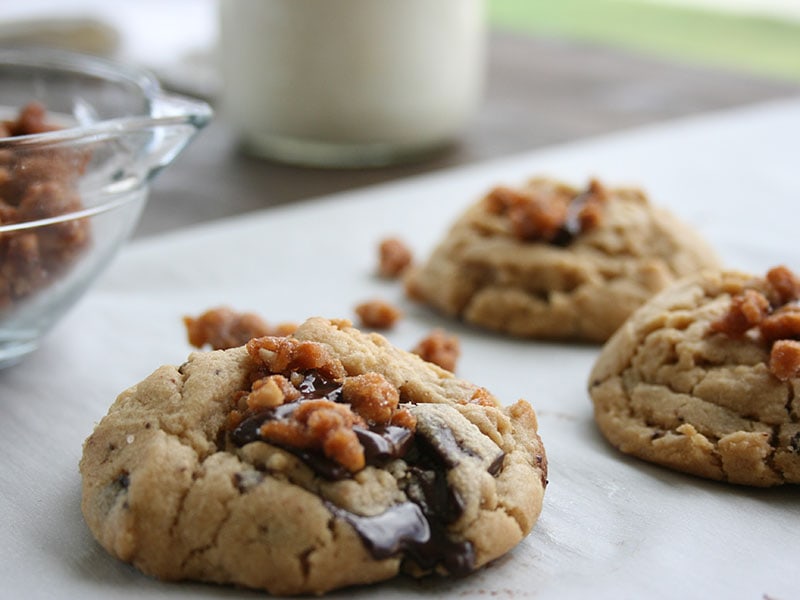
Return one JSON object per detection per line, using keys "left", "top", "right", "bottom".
{"left": 489, "top": 0, "right": 800, "bottom": 82}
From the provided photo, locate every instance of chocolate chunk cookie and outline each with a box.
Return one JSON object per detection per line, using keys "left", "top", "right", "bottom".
{"left": 80, "top": 317, "right": 547, "bottom": 595}
{"left": 589, "top": 266, "right": 800, "bottom": 486}
{"left": 405, "top": 177, "right": 721, "bottom": 342}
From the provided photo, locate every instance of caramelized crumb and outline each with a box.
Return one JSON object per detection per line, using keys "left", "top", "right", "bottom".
{"left": 412, "top": 328, "right": 460, "bottom": 372}
{"left": 709, "top": 289, "right": 770, "bottom": 337}
{"left": 342, "top": 372, "right": 400, "bottom": 424}
{"left": 259, "top": 418, "right": 315, "bottom": 452}
{"left": 711, "top": 265, "right": 800, "bottom": 381}
{"left": 260, "top": 399, "right": 367, "bottom": 472}
{"left": 760, "top": 304, "right": 800, "bottom": 345}
{"left": 185, "top": 307, "right": 271, "bottom": 349}
{"left": 484, "top": 179, "right": 607, "bottom": 244}
{"left": 228, "top": 332, "right": 422, "bottom": 475}
{"left": 247, "top": 374, "right": 301, "bottom": 410}
{"left": 3, "top": 101, "right": 60, "bottom": 136}
{"left": 766, "top": 265, "right": 800, "bottom": 306}
{"left": 246, "top": 336, "right": 347, "bottom": 380}
{"left": 184, "top": 306, "right": 297, "bottom": 350}
{"left": 321, "top": 427, "right": 366, "bottom": 473}
{"left": 770, "top": 340, "right": 800, "bottom": 382}
{"left": 225, "top": 409, "right": 244, "bottom": 431}
{"left": 487, "top": 185, "right": 567, "bottom": 241}
{"left": 355, "top": 298, "right": 403, "bottom": 330}
{"left": 378, "top": 237, "right": 413, "bottom": 278}
{"left": 389, "top": 407, "right": 417, "bottom": 429}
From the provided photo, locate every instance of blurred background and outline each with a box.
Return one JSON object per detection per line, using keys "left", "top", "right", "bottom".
{"left": 493, "top": 0, "right": 800, "bottom": 82}
{"left": 3, "top": 0, "right": 799, "bottom": 88}
{"left": 2, "top": 0, "right": 798, "bottom": 236}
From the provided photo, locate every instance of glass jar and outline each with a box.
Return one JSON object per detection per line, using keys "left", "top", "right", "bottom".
{"left": 218, "top": 0, "right": 486, "bottom": 167}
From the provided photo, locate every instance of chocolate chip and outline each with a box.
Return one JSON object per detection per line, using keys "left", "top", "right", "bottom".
{"left": 550, "top": 192, "right": 588, "bottom": 246}
{"left": 326, "top": 500, "right": 475, "bottom": 577}
{"left": 404, "top": 463, "right": 464, "bottom": 526}
{"left": 411, "top": 404, "right": 506, "bottom": 475}
{"left": 297, "top": 370, "right": 342, "bottom": 402}
{"left": 354, "top": 425, "right": 414, "bottom": 464}
{"left": 286, "top": 448, "right": 351, "bottom": 481}
{"left": 326, "top": 501, "right": 429, "bottom": 559}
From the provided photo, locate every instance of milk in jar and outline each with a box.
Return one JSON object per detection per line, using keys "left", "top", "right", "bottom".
{"left": 218, "top": 0, "right": 486, "bottom": 167}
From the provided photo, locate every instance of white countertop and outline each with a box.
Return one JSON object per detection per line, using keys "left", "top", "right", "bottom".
{"left": 1, "top": 97, "right": 799, "bottom": 599}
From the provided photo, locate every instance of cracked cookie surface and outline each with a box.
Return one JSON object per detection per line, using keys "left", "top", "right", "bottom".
{"left": 80, "top": 317, "right": 547, "bottom": 595}
{"left": 589, "top": 269, "right": 800, "bottom": 486}
{"left": 405, "top": 177, "right": 721, "bottom": 342}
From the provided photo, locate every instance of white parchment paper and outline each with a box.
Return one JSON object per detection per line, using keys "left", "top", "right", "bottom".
{"left": 2, "top": 98, "right": 799, "bottom": 599}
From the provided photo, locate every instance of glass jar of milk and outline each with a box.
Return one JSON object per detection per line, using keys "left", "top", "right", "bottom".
{"left": 218, "top": 0, "right": 486, "bottom": 167}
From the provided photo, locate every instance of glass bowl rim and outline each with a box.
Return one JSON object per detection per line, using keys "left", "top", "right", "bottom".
{"left": 0, "top": 193, "right": 142, "bottom": 234}
{"left": 0, "top": 47, "right": 211, "bottom": 234}
{"left": 0, "top": 47, "right": 211, "bottom": 147}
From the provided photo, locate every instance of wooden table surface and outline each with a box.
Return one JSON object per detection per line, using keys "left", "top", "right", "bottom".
{"left": 140, "top": 30, "right": 800, "bottom": 238}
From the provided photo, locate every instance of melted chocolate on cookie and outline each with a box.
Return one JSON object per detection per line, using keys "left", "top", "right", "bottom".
{"left": 230, "top": 371, "right": 415, "bottom": 478}
{"left": 550, "top": 188, "right": 599, "bottom": 247}
{"left": 228, "top": 370, "right": 501, "bottom": 575}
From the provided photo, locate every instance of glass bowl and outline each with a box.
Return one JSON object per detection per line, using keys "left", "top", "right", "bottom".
{"left": 0, "top": 48, "right": 212, "bottom": 367}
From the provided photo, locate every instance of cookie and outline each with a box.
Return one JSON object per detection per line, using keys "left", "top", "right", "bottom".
{"left": 80, "top": 317, "right": 547, "bottom": 595}
{"left": 589, "top": 266, "right": 800, "bottom": 486}
{"left": 405, "top": 177, "right": 721, "bottom": 342}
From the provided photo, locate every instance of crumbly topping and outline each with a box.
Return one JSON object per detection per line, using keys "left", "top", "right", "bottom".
{"left": 184, "top": 305, "right": 457, "bottom": 374}
{"left": 484, "top": 178, "right": 608, "bottom": 244}
{"left": 246, "top": 374, "right": 301, "bottom": 410}
{"left": 709, "top": 289, "right": 770, "bottom": 338}
{"left": 229, "top": 336, "right": 416, "bottom": 473}
{"left": 377, "top": 237, "right": 413, "bottom": 278}
{"left": 184, "top": 306, "right": 297, "bottom": 350}
{"left": 765, "top": 264, "right": 800, "bottom": 305}
{"left": 246, "top": 335, "right": 347, "bottom": 380}
{"left": 710, "top": 265, "right": 800, "bottom": 381}
{"left": 259, "top": 399, "right": 368, "bottom": 473}
{"left": 769, "top": 340, "right": 800, "bottom": 382}
{"left": 0, "top": 101, "right": 60, "bottom": 137}
{"left": 760, "top": 304, "right": 800, "bottom": 345}
{"left": 354, "top": 298, "right": 403, "bottom": 330}
{"left": 412, "top": 328, "right": 460, "bottom": 372}
{"left": 342, "top": 372, "right": 400, "bottom": 424}
{"left": 0, "top": 102, "right": 90, "bottom": 309}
